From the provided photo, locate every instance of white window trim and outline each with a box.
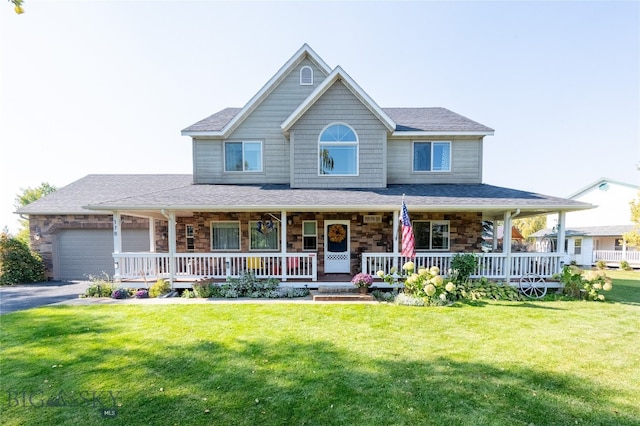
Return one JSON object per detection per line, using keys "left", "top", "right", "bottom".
{"left": 302, "top": 220, "right": 318, "bottom": 251}
{"left": 414, "top": 220, "right": 451, "bottom": 251}
{"left": 210, "top": 221, "right": 241, "bottom": 251}
{"left": 186, "top": 224, "right": 195, "bottom": 251}
{"left": 318, "top": 122, "right": 359, "bottom": 177}
{"left": 249, "top": 220, "right": 280, "bottom": 251}
{"left": 300, "top": 66, "right": 313, "bottom": 85}
{"left": 412, "top": 141, "right": 452, "bottom": 173}
{"left": 224, "top": 140, "right": 264, "bottom": 173}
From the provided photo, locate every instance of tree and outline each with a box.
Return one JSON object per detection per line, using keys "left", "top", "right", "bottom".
{"left": 14, "top": 182, "right": 57, "bottom": 243}
{"left": 0, "top": 233, "right": 45, "bottom": 284}
{"left": 623, "top": 192, "right": 640, "bottom": 248}
{"left": 513, "top": 215, "right": 547, "bottom": 239}
{"left": 9, "top": 0, "right": 24, "bottom": 14}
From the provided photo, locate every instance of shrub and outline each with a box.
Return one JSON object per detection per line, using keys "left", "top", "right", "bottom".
{"left": 455, "top": 278, "right": 523, "bottom": 301}
{"left": 620, "top": 260, "right": 631, "bottom": 271}
{"left": 149, "top": 279, "right": 171, "bottom": 297}
{"left": 192, "top": 278, "right": 221, "bottom": 298}
{"left": 0, "top": 233, "right": 45, "bottom": 285}
{"left": 191, "top": 273, "right": 307, "bottom": 299}
{"left": 556, "top": 265, "right": 613, "bottom": 301}
{"left": 450, "top": 253, "right": 477, "bottom": 284}
{"left": 400, "top": 262, "right": 457, "bottom": 306}
{"left": 596, "top": 260, "right": 607, "bottom": 270}
{"left": 83, "top": 273, "right": 115, "bottom": 298}
{"left": 134, "top": 289, "right": 149, "bottom": 299}
{"left": 111, "top": 288, "right": 129, "bottom": 299}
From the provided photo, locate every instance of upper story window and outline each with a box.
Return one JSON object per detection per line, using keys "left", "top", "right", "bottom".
{"left": 300, "top": 66, "right": 313, "bottom": 85}
{"left": 414, "top": 220, "right": 450, "bottom": 250}
{"left": 224, "top": 141, "right": 263, "bottom": 172}
{"left": 413, "top": 141, "right": 451, "bottom": 172}
{"left": 318, "top": 123, "right": 358, "bottom": 176}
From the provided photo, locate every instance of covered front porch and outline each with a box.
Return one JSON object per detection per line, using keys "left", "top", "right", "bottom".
{"left": 113, "top": 251, "right": 566, "bottom": 288}
{"left": 92, "top": 184, "right": 591, "bottom": 289}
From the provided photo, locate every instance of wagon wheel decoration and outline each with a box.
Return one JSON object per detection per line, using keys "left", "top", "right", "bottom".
{"left": 518, "top": 273, "right": 547, "bottom": 299}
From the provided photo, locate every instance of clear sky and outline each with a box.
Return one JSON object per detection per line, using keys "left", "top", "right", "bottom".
{"left": 1, "top": 0, "right": 638, "bottom": 234}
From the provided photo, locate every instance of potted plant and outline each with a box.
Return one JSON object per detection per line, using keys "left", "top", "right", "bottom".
{"left": 351, "top": 272, "right": 373, "bottom": 294}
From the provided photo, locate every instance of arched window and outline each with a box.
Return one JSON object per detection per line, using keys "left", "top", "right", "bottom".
{"left": 300, "top": 66, "right": 313, "bottom": 85}
{"left": 318, "top": 123, "right": 358, "bottom": 176}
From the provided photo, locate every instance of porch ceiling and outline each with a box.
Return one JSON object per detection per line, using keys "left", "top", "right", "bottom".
{"left": 85, "top": 181, "right": 593, "bottom": 221}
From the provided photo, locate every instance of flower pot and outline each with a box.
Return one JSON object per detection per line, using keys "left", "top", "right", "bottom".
{"left": 359, "top": 287, "right": 368, "bottom": 294}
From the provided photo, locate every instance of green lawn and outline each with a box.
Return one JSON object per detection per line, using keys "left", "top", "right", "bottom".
{"left": 1, "top": 271, "right": 639, "bottom": 425}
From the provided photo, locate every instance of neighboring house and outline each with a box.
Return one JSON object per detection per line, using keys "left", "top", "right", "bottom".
{"left": 531, "top": 178, "right": 639, "bottom": 267}
{"left": 17, "top": 44, "right": 592, "bottom": 284}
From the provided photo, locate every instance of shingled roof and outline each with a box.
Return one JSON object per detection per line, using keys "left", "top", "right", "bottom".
{"left": 182, "top": 106, "right": 493, "bottom": 134}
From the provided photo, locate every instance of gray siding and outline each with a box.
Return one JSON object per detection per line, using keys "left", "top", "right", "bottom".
{"left": 387, "top": 137, "right": 483, "bottom": 184}
{"left": 193, "top": 58, "right": 327, "bottom": 184}
{"left": 289, "top": 81, "right": 388, "bottom": 188}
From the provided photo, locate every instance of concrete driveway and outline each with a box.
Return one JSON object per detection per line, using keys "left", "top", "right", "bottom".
{"left": 0, "top": 281, "right": 89, "bottom": 315}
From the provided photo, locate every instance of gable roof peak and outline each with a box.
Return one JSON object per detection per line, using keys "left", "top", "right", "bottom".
{"left": 282, "top": 65, "right": 396, "bottom": 132}
{"left": 181, "top": 44, "right": 332, "bottom": 137}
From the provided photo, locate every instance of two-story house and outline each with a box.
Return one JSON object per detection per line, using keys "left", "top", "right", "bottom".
{"left": 17, "top": 44, "right": 592, "bottom": 285}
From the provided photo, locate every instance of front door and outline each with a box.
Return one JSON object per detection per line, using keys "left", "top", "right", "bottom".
{"left": 324, "top": 220, "right": 350, "bottom": 273}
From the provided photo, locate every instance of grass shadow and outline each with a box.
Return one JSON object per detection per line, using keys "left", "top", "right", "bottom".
{"left": 1, "top": 305, "right": 638, "bottom": 425}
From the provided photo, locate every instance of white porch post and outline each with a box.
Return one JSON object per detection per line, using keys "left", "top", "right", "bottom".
{"left": 392, "top": 210, "right": 399, "bottom": 270}
{"left": 503, "top": 211, "right": 512, "bottom": 282}
{"left": 557, "top": 211, "right": 566, "bottom": 269}
{"left": 113, "top": 212, "right": 122, "bottom": 281}
{"left": 149, "top": 218, "right": 156, "bottom": 253}
{"left": 281, "top": 210, "right": 288, "bottom": 282}
{"left": 167, "top": 211, "right": 177, "bottom": 288}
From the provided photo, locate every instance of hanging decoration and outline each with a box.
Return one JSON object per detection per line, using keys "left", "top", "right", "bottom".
{"left": 328, "top": 224, "right": 346, "bottom": 243}
{"left": 256, "top": 219, "right": 275, "bottom": 235}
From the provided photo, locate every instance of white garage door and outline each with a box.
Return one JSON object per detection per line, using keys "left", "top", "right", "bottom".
{"left": 56, "top": 229, "right": 149, "bottom": 280}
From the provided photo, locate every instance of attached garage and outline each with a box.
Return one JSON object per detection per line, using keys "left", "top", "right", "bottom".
{"left": 55, "top": 229, "right": 149, "bottom": 280}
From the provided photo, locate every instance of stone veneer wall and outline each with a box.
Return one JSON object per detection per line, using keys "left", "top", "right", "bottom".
{"left": 28, "top": 214, "right": 150, "bottom": 280}
{"left": 176, "top": 211, "right": 483, "bottom": 275}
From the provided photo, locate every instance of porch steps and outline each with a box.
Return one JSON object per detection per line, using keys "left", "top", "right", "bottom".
{"left": 311, "top": 286, "right": 375, "bottom": 302}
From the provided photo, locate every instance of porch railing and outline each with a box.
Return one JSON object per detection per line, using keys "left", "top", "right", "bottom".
{"left": 361, "top": 252, "right": 565, "bottom": 281}
{"left": 114, "top": 252, "right": 318, "bottom": 282}
{"left": 593, "top": 250, "right": 640, "bottom": 265}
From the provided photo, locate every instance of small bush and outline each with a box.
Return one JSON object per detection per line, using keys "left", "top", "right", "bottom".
{"left": 596, "top": 260, "right": 607, "bottom": 270}
{"left": 0, "top": 233, "right": 45, "bottom": 285}
{"left": 191, "top": 273, "right": 308, "bottom": 299}
{"left": 450, "top": 253, "right": 477, "bottom": 284}
{"left": 111, "top": 288, "right": 129, "bottom": 299}
{"left": 620, "top": 260, "right": 631, "bottom": 271}
{"left": 134, "top": 289, "right": 149, "bottom": 299}
{"left": 83, "top": 273, "right": 115, "bottom": 298}
{"left": 149, "top": 279, "right": 171, "bottom": 297}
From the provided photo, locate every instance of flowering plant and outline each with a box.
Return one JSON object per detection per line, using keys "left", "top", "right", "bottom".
{"left": 111, "top": 288, "right": 129, "bottom": 299}
{"left": 557, "top": 265, "right": 612, "bottom": 301}
{"left": 135, "top": 289, "right": 149, "bottom": 299}
{"left": 401, "top": 261, "right": 457, "bottom": 306}
{"left": 376, "top": 266, "right": 399, "bottom": 285}
{"left": 351, "top": 272, "right": 373, "bottom": 288}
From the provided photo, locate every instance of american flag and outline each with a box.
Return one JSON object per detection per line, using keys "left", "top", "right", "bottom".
{"left": 401, "top": 200, "right": 416, "bottom": 258}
